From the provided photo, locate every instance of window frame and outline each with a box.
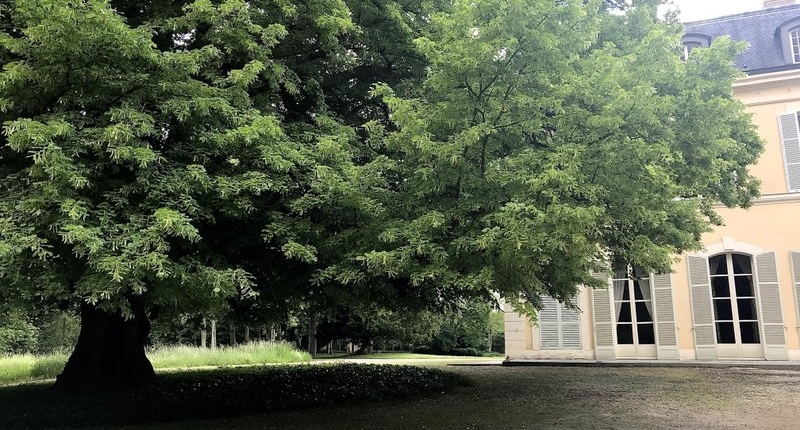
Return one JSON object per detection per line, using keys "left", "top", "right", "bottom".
{"left": 790, "top": 28, "right": 800, "bottom": 64}
{"left": 708, "top": 253, "right": 760, "bottom": 345}
{"left": 611, "top": 265, "right": 656, "bottom": 347}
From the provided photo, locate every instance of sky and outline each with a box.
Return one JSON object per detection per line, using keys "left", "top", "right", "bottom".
{"left": 660, "top": 0, "right": 767, "bottom": 22}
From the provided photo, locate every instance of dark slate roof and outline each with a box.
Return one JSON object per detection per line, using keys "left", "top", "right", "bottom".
{"left": 684, "top": 4, "right": 800, "bottom": 74}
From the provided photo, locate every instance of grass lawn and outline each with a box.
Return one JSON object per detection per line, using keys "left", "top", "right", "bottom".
{"left": 0, "top": 341, "right": 310, "bottom": 386}
{"left": 104, "top": 365, "right": 800, "bottom": 430}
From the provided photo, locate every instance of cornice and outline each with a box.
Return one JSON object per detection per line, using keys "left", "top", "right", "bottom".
{"left": 712, "top": 192, "right": 800, "bottom": 208}
{"left": 733, "top": 69, "right": 800, "bottom": 94}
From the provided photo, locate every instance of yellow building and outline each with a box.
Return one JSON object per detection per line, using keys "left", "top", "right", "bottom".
{"left": 505, "top": 0, "right": 800, "bottom": 362}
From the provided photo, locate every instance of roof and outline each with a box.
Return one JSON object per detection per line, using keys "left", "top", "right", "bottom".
{"left": 684, "top": 4, "right": 800, "bottom": 74}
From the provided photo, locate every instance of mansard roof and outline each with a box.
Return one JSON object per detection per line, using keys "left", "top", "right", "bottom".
{"left": 684, "top": 4, "right": 800, "bottom": 74}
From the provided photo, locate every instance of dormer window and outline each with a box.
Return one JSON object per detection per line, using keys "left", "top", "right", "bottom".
{"left": 681, "top": 33, "right": 711, "bottom": 61}
{"left": 791, "top": 28, "right": 800, "bottom": 63}
{"left": 776, "top": 18, "right": 800, "bottom": 65}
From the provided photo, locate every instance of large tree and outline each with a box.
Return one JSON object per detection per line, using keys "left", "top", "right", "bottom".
{"left": 333, "top": 0, "right": 762, "bottom": 314}
{"left": 0, "top": 0, "right": 364, "bottom": 390}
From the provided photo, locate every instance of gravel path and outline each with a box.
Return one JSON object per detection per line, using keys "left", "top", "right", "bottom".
{"left": 103, "top": 365, "right": 800, "bottom": 430}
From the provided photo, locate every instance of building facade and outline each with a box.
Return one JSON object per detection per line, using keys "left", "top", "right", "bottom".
{"left": 505, "top": 1, "right": 800, "bottom": 361}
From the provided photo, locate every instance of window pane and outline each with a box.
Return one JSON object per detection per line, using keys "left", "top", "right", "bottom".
{"left": 635, "top": 302, "right": 653, "bottom": 322}
{"left": 711, "top": 277, "right": 730, "bottom": 298}
{"left": 622, "top": 283, "right": 630, "bottom": 301}
{"left": 616, "top": 324, "right": 634, "bottom": 344}
{"left": 709, "top": 255, "right": 728, "bottom": 275}
{"left": 716, "top": 322, "right": 736, "bottom": 344}
{"left": 713, "top": 299, "right": 733, "bottom": 321}
{"left": 793, "top": 30, "right": 800, "bottom": 63}
{"left": 732, "top": 254, "right": 752, "bottom": 274}
{"left": 740, "top": 322, "right": 760, "bottom": 344}
{"left": 737, "top": 299, "right": 758, "bottom": 321}
{"left": 617, "top": 302, "right": 632, "bottom": 322}
{"left": 637, "top": 323, "right": 655, "bottom": 345}
{"left": 734, "top": 276, "right": 754, "bottom": 297}
{"left": 633, "top": 279, "right": 650, "bottom": 300}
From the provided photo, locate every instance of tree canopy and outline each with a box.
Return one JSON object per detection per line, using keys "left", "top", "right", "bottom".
{"left": 0, "top": 0, "right": 762, "bottom": 389}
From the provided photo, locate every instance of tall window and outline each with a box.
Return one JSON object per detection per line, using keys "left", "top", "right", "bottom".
{"left": 791, "top": 28, "right": 800, "bottom": 64}
{"left": 612, "top": 266, "right": 655, "bottom": 345}
{"left": 709, "top": 253, "right": 760, "bottom": 344}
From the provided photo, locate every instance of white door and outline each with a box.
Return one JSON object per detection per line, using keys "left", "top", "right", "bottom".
{"left": 612, "top": 267, "right": 657, "bottom": 359}
{"left": 709, "top": 253, "right": 763, "bottom": 359}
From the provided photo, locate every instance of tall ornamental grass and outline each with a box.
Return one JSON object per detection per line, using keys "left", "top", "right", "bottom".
{"left": 148, "top": 341, "right": 312, "bottom": 369}
{"left": 0, "top": 353, "right": 68, "bottom": 385}
{"left": 0, "top": 341, "right": 310, "bottom": 385}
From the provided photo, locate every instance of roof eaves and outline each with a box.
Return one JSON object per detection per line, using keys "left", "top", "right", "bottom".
{"left": 683, "top": 4, "right": 800, "bottom": 26}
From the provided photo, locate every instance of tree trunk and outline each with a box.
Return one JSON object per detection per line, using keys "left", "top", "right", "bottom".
{"left": 229, "top": 323, "right": 237, "bottom": 346}
{"left": 308, "top": 314, "right": 317, "bottom": 356}
{"left": 54, "top": 297, "right": 154, "bottom": 391}
{"left": 211, "top": 319, "right": 217, "bottom": 349}
{"left": 201, "top": 317, "right": 207, "bottom": 348}
{"left": 244, "top": 326, "right": 250, "bottom": 343}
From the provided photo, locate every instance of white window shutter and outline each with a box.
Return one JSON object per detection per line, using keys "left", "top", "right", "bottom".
{"left": 687, "top": 256, "right": 715, "bottom": 359}
{"left": 778, "top": 112, "right": 800, "bottom": 192}
{"left": 755, "top": 252, "right": 788, "bottom": 360}
{"left": 652, "top": 273, "right": 679, "bottom": 359}
{"left": 539, "top": 295, "right": 581, "bottom": 350}
{"left": 560, "top": 297, "right": 581, "bottom": 349}
{"left": 591, "top": 272, "right": 615, "bottom": 359}
{"left": 792, "top": 252, "right": 800, "bottom": 324}
{"left": 538, "top": 296, "right": 560, "bottom": 349}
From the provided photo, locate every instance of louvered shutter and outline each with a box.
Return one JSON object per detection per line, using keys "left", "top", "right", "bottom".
{"left": 792, "top": 252, "right": 800, "bottom": 323}
{"left": 591, "top": 272, "right": 615, "bottom": 359}
{"left": 561, "top": 297, "right": 581, "bottom": 349}
{"left": 778, "top": 113, "right": 800, "bottom": 192}
{"left": 755, "top": 252, "right": 788, "bottom": 360}
{"left": 652, "top": 273, "right": 679, "bottom": 359}
{"left": 539, "top": 295, "right": 581, "bottom": 350}
{"left": 687, "top": 256, "right": 715, "bottom": 359}
{"left": 539, "top": 296, "right": 560, "bottom": 349}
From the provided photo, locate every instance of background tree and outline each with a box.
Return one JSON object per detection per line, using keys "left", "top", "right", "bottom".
{"left": 342, "top": 0, "right": 762, "bottom": 315}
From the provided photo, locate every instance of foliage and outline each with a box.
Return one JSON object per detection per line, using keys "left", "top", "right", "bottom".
{"left": 34, "top": 311, "right": 80, "bottom": 354}
{"left": 0, "top": 0, "right": 366, "bottom": 323}
{"left": 315, "top": 306, "right": 445, "bottom": 352}
{"left": 489, "top": 311, "right": 505, "bottom": 353}
{"left": 0, "top": 310, "right": 38, "bottom": 354}
{"left": 342, "top": 0, "right": 762, "bottom": 315}
{"left": 312, "top": 301, "right": 501, "bottom": 355}
{"left": 148, "top": 314, "right": 205, "bottom": 347}
{"left": 429, "top": 301, "right": 492, "bottom": 354}
{"left": 0, "top": 364, "right": 471, "bottom": 429}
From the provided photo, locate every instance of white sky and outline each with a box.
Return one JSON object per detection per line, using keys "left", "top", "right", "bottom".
{"left": 660, "top": 0, "right": 767, "bottom": 22}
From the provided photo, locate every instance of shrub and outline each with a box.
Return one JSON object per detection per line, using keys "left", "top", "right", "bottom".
{"left": 0, "top": 311, "right": 38, "bottom": 354}
{"left": 35, "top": 312, "right": 79, "bottom": 354}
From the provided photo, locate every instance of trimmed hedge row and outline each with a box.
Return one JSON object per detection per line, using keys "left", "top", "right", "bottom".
{"left": 0, "top": 363, "right": 471, "bottom": 429}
